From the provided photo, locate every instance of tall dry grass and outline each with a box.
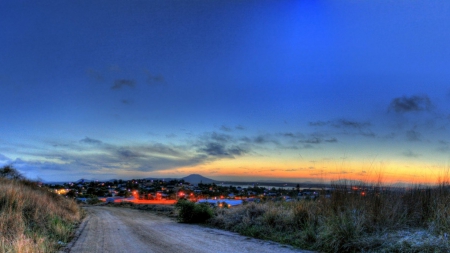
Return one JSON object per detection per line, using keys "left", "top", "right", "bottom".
{"left": 0, "top": 178, "right": 82, "bottom": 253}
{"left": 209, "top": 179, "right": 450, "bottom": 252}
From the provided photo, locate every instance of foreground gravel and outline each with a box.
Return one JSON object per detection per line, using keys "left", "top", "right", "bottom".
{"left": 64, "top": 206, "right": 313, "bottom": 253}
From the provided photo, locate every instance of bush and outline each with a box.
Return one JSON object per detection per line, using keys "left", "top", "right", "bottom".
{"left": 175, "top": 199, "right": 213, "bottom": 223}
{"left": 87, "top": 197, "right": 101, "bottom": 205}
{"left": 0, "top": 165, "right": 24, "bottom": 180}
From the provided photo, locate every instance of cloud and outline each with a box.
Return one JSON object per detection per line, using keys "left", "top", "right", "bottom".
{"left": 310, "top": 119, "right": 371, "bottom": 129}
{"left": 309, "top": 121, "right": 328, "bottom": 127}
{"left": 325, "top": 137, "right": 338, "bottom": 143}
{"left": 147, "top": 74, "right": 165, "bottom": 84}
{"left": 0, "top": 153, "right": 11, "bottom": 161}
{"left": 235, "top": 125, "right": 245, "bottom": 130}
{"left": 199, "top": 143, "right": 228, "bottom": 157}
{"left": 388, "top": 95, "right": 432, "bottom": 113}
{"left": 80, "top": 137, "right": 103, "bottom": 145}
{"left": 6, "top": 139, "right": 225, "bottom": 181}
{"left": 359, "top": 131, "right": 376, "bottom": 137}
{"left": 196, "top": 132, "right": 249, "bottom": 158}
{"left": 437, "top": 140, "right": 450, "bottom": 153}
{"left": 209, "top": 132, "right": 232, "bottom": 142}
{"left": 0, "top": 154, "right": 12, "bottom": 167}
{"left": 298, "top": 133, "right": 337, "bottom": 145}
{"left": 309, "top": 119, "right": 374, "bottom": 137}
{"left": 406, "top": 129, "right": 421, "bottom": 142}
{"left": 111, "top": 79, "right": 135, "bottom": 89}
{"left": 302, "top": 137, "right": 321, "bottom": 144}
{"left": 140, "top": 143, "right": 183, "bottom": 157}
{"left": 116, "top": 148, "right": 143, "bottom": 159}
{"left": 402, "top": 150, "right": 421, "bottom": 157}
{"left": 242, "top": 134, "right": 281, "bottom": 146}
{"left": 253, "top": 134, "right": 273, "bottom": 144}
{"left": 220, "top": 125, "right": 232, "bottom": 132}
{"left": 280, "top": 132, "right": 304, "bottom": 139}
{"left": 121, "top": 99, "right": 133, "bottom": 105}
{"left": 86, "top": 69, "right": 104, "bottom": 82}
{"left": 332, "top": 119, "right": 371, "bottom": 129}
{"left": 144, "top": 70, "right": 165, "bottom": 85}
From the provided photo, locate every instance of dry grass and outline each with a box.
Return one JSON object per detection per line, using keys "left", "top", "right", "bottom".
{"left": 208, "top": 180, "right": 450, "bottom": 252}
{"left": 0, "top": 178, "right": 82, "bottom": 253}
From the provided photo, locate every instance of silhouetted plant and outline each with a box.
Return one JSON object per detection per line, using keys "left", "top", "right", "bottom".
{"left": 0, "top": 165, "right": 24, "bottom": 180}
{"left": 175, "top": 199, "right": 213, "bottom": 223}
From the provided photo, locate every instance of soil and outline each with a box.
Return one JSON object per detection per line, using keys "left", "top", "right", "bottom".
{"left": 63, "top": 206, "right": 313, "bottom": 253}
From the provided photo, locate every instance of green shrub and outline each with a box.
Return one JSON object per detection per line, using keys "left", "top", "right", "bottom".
{"left": 175, "top": 199, "right": 213, "bottom": 223}
{"left": 87, "top": 197, "right": 101, "bottom": 205}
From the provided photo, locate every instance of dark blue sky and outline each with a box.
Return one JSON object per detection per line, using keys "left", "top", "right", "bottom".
{"left": 1, "top": 1, "right": 450, "bottom": 183}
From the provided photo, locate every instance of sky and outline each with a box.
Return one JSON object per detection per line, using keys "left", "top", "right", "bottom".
{"left": 1, "top": 0, "right": 450, "bottom": 184}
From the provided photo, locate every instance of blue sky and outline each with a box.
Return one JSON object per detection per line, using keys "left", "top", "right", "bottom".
{"left": 1, "top": 1, "right": 450, "bottom": 183}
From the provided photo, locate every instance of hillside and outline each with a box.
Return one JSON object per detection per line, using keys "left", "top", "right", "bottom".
{"left": 0, "top": 172, "right": 82, "bottom": 252}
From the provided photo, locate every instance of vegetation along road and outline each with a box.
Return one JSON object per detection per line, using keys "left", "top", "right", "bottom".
{"left": 64, "top": 206, "right": 313, "bottom": 253}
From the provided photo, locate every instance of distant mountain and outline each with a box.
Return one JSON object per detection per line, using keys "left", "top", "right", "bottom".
{"left": 182, "top": 174, "right": 216, "bottom": 185}
{"left": 75, "top": 178, "right": 92, "bottom": 184}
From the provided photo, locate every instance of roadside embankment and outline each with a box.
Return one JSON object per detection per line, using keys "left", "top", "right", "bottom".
{"left": 0, "top": 177, "right": 82, "bottom": 252}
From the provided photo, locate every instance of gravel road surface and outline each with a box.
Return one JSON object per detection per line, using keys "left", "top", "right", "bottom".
{"left": 65, "top": 206, "right": 313, "bottom": 253}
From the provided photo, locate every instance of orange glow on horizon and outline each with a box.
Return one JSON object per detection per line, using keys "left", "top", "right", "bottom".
{"left": 157, "top": 158, "right": 448, "bottom": 186}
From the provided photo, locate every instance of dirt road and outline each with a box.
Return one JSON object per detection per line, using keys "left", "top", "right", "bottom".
{"left": 65, "top": 206, "right": 312, "bottom": 253}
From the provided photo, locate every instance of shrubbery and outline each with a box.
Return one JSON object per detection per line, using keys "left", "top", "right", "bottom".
{"left": 175, "top": 199, "right": 213, "bottom": 223}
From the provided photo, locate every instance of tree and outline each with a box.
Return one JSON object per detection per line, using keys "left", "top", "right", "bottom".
{"left": 0, "top": 165, "right": 24, "bottom": 180}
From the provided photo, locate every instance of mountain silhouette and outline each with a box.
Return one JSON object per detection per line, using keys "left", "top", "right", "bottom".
{"left": 182, "top": 174, "right": 216, "bottom": 185}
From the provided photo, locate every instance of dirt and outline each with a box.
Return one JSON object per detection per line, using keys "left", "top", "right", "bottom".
{"left": 63, "top": 206, "right": 313, "bottom": 253}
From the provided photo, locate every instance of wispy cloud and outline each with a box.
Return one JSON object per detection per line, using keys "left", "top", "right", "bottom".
{"left": 121, "top": 99, "right": 133, "bottom": 105}
{"left": 220, "top": 125, "right": 232, "bottom": 132}
{"left": 196, "top": 132, "right": 250, "bottom": 159}
{"left": 116, "top": 148, "right": 144, "bottom": 159}
{"left": 310, "top": 119, "right": 371, "bottom": 129}
{"left": 388, "top": 95, "right": 432, "bottom": 113}
{"left": 298, "top": 134, "right": 338, "bottom": 145}
{"left": 253, "top": 134, "right": 279, "bottom": 145}
{"left": 437, "top": 140, "right": 450, "bottom": 153}
{"left": 144, "top": 70, "right": 165, "bottom": 85}
{"left": 111, "top": 79, "right": 135, "bottom": 90}
{"left": 80, "top": 137, "right": 103, "bottom": 145}
{"left": 86, "top": 69, "right": 104, "bottom": 82}
{"left": 309, "top": 118, "right": 374, "bottom": 137}
{"left": 332, "top": 119, "right": 371, "bottom": 129}
{"left": 402, "top": 150, "right": 421, "bottom": 158}
{"left": 406, "top": 129, "right": 422, "bottom": 142}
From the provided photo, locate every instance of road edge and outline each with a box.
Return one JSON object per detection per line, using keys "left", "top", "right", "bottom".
{"left": 58, "top": 207, "right": 91, "bottom": 253}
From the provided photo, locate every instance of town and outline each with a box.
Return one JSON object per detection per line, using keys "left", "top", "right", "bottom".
{"left": 45, "top": 176, "right": 328, "bottom": 206}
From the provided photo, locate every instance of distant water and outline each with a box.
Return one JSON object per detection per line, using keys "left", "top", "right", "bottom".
{"left": 220, "top": 183, "right": 321, "bottom": 190}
